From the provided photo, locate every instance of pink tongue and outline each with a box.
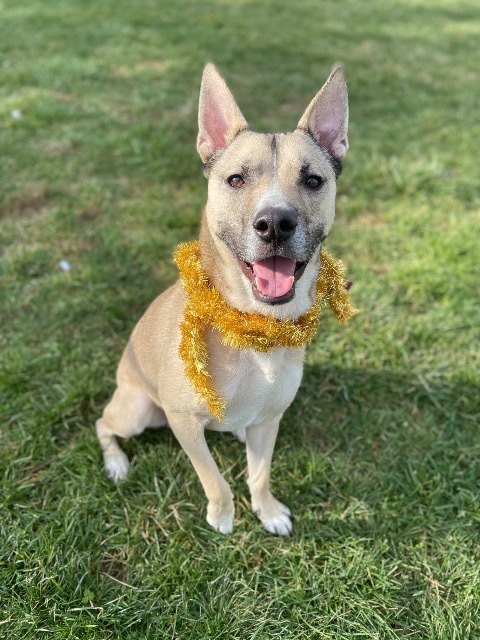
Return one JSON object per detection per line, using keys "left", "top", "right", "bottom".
{"left": 252, "top": 256, "right": 296, "bottom": 298}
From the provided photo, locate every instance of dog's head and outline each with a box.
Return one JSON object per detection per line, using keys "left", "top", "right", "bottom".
{"left": 197, "top": 64, "right": 349, "bottom": 319}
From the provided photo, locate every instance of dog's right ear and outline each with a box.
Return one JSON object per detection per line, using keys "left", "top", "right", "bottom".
{"left": 197, "top": 64, "right": 249, "bottom": 164}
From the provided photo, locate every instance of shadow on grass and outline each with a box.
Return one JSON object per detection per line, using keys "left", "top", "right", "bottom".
{"left": 303, "top": 361, "right": 478, "bottom": 414}
{"left": 119, "top": 359, "right": 479, "bottom": 500}
{"left": 108, "top": 357, "right": 480, "bottom": 459}
{"left": 292, "top": 362, "right": 479, "bottom": 446}
{"left": 92, "top": 358, "right": 479, "bottom": 559}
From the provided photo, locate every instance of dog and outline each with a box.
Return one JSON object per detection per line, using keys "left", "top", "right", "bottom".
{"left": 96, "top": 63, "right": 349, "bottom": 535}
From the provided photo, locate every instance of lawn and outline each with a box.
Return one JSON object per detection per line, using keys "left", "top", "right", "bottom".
{"left": 1, "top": 0, "right": 479, "bottom": 638}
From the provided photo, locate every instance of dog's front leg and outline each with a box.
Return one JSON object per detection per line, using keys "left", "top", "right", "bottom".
{"left": 246, "top": 416, "right": 292, "bottom": 536}
{"left": 168, "top": 414, "right": 235, "bottom": 534}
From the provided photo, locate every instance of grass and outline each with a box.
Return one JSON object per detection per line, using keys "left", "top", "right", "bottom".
{"left": 1, "top": 0, "right": 479, "bottom": 637}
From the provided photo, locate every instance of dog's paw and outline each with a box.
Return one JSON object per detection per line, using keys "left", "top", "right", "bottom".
{"left": 262, "top": 511, "right": 293, "bottom": 536}
{"left": 104, "top": 451, "right": 130, "bottom": 484}
{"left": 206, "top": 501, "right": 235, "bottom": 534}
{"left": 253, "top": 495, "right": 292, "bottom": 536}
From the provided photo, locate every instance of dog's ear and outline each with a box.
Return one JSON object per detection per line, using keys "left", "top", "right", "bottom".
{"left": 297, "top": 66, "right": 349, "bottom": 161}
{"left": 197, "top": 63, "right": 249, "bottom": 164}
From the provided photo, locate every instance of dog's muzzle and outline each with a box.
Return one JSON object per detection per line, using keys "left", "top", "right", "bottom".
{"left": 237, "top": 205, "right": 302, "bottom": 304}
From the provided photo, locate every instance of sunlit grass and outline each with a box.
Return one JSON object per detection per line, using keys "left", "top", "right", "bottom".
{"left": 1, "top": 0, "right": 479, "bottom": 638}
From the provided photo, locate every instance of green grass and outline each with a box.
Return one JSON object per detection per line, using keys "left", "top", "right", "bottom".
{"left": 1, "top": 0, "right": 479, "bottom": 638}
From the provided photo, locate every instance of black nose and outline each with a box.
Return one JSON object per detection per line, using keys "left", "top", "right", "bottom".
{"left": 252, "top": 207, "right": 298, "bottom": 244}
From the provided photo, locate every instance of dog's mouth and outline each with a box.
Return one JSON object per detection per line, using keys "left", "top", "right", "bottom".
{"left": 238, "top": 256, "right": 307, "bottom": 305}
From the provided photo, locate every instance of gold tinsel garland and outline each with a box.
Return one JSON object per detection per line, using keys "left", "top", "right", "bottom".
{"left": 174, "top": 241, "right": 358, "bottom": 420}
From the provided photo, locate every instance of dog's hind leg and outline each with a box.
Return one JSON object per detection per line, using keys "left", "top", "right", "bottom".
{"left": 246, "top": 415, "right": 292, "bottom": 536}
{"left": 96, "top": 377, "right": 166, "bottom": 483}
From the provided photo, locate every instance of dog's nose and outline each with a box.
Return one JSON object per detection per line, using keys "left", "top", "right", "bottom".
{"left": 253, "top": 207, "right": 298, "bottom": 244}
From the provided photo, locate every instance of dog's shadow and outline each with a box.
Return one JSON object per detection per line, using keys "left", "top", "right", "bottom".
{"left": 128, "top": 360, "right": 478, "bottom": 467}
{"left": 117, "top": 360, "right": 478, "bottom": 541}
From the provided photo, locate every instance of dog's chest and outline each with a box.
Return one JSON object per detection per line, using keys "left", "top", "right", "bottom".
{"left": 208, "top": 338, "right": 305, "bottom": 431}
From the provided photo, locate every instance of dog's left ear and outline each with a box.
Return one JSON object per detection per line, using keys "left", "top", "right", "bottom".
{"left": 197, "top": 63, "right": 249, "bottom": 164}
{"left": 297, "top": 66, "right": 349, "bottom": 161}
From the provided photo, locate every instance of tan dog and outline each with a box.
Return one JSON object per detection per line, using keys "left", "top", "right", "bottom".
{"left": 96, "top": 63, "right": 349, "bottom": 535}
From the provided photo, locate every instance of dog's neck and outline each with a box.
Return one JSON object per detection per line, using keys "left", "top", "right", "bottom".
{"left": 199, "top": 211, "right": 225, "bottom": 295}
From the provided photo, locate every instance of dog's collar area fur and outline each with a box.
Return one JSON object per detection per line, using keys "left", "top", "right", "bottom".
{"left": 174, "top": 240, "right": 357, "bottom": 420}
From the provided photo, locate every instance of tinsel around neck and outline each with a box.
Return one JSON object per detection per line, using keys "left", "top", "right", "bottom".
{"left": 174, "top": 240, "right": 357, "bottom": 420}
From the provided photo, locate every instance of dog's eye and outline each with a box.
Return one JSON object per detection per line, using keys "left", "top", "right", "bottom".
{"left": 305, "top": 175, "right": 323, "bottom": 190}
{"left": 227, "top": 175, "right": 245, "bottom": 188}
